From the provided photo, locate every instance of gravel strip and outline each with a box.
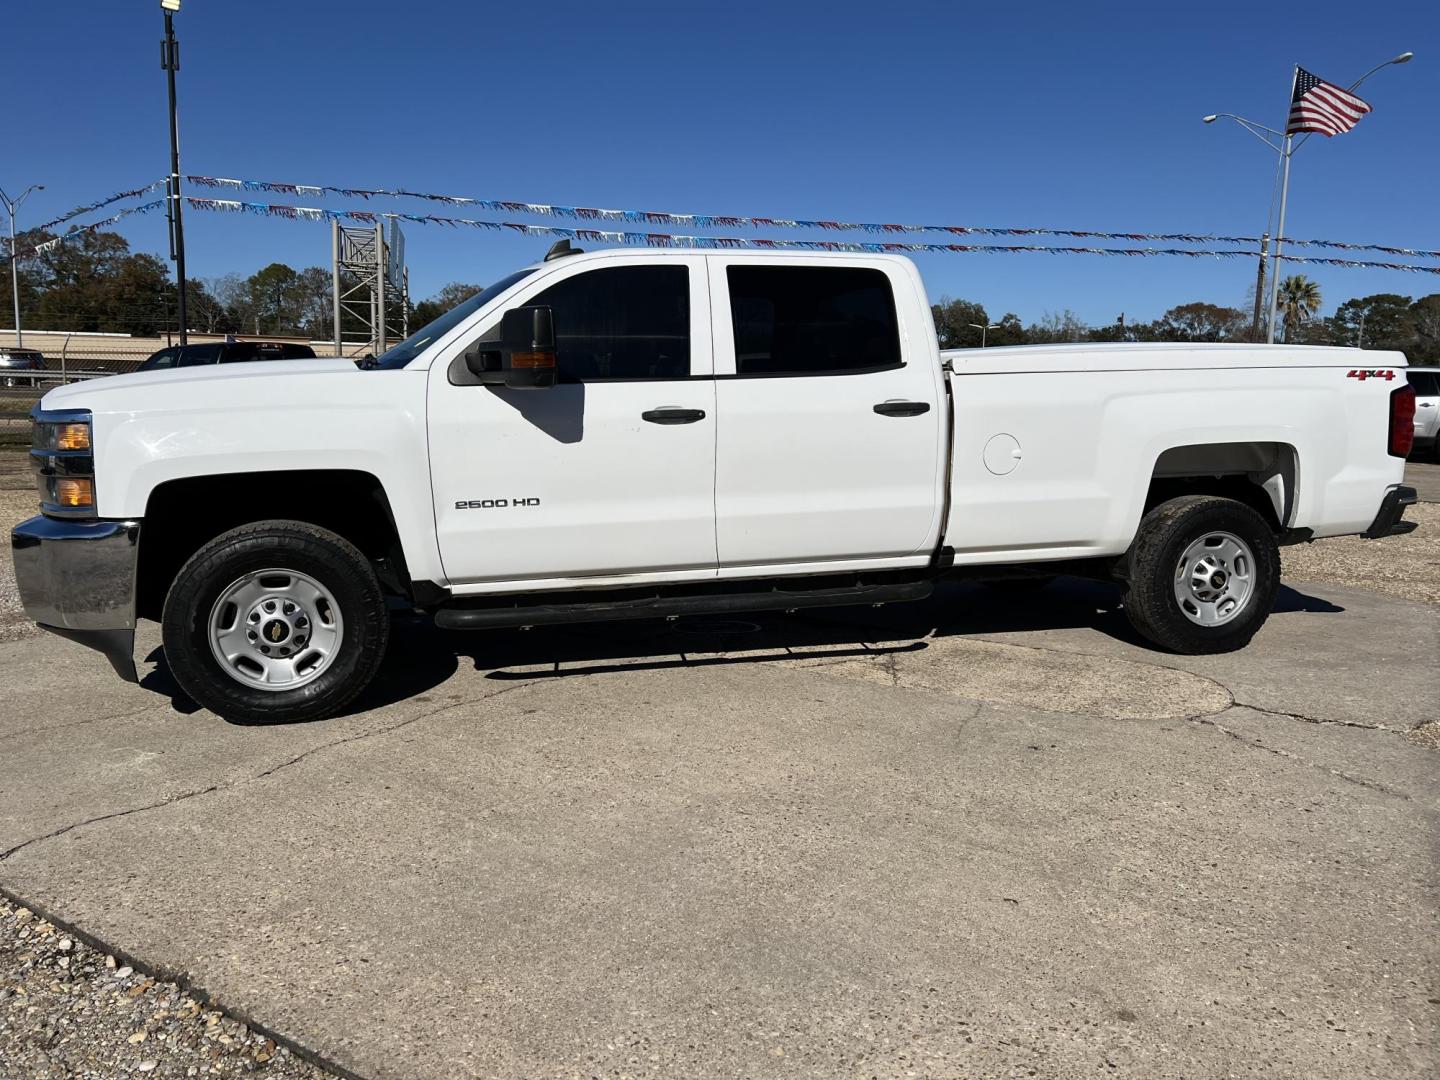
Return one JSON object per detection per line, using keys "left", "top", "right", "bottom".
{"left": 0, "top": 895, "right": 337, "bottom": 1080}
{"left": 1282, "top": 501, "right": 1440, "bottom": 606}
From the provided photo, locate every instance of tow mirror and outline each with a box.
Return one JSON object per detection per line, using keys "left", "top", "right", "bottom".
{"left": 463, "top": 306, "right": 557, "bottom": 389}
{"left": 499, "top": 306, "right": 556, "bottom": 389}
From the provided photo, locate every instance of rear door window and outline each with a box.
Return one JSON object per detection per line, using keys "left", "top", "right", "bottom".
{"left": 221, "top": 344, "right": 262, "bottom": 363}
{"left": 178, "top": 344, "right": 224, "bottom": 366}
{"left": 143, "top": 348, "right": 179, "bottom": 370}
{"left": 1408, "top": 371, "right": 1439, "bottom": 396}
{"left": 726, "top": 266, "right": 901, "bottom": 376}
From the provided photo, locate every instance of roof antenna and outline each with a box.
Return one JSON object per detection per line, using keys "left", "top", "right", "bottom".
{"left": 544, "top": 239, "right": 584, "bottom": 262}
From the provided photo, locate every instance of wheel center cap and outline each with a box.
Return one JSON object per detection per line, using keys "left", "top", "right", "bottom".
{"left": 1210, "top": 571, "right": 1227, "bottom": 588}
{"left": 262, "top": 618, "right": 290, "bottom": 644}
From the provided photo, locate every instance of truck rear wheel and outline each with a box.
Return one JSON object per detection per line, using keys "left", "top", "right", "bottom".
{"left": 1121, "top": 495, "right": 1280, "bottom": 655}
{"left": 161, "top": 520, "right": 390, "bottom": 723}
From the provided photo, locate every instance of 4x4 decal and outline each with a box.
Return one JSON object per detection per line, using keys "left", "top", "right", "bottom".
{"left": 1346, "top": 369, "right": 1396, "bottom": 381}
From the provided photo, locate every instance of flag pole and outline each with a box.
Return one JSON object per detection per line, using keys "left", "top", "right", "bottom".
{"left": 1266, "top": 65, "right": 1298, "bottom": 344}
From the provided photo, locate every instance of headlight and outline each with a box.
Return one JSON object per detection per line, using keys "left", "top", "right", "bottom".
{"left": 55, "top": 423, "right": 91, "bottom": 451}
{"left": 31, "top": 409, "right": 96, "bottom": 517}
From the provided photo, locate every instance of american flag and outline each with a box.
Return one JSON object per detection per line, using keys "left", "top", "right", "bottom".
{"left": 1287, "top": 67, "right": 1371, "bottom": 136}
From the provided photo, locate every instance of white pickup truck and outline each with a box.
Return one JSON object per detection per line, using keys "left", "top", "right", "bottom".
{"left": 13, "top": 245, "right": 1419, "bottom": 723}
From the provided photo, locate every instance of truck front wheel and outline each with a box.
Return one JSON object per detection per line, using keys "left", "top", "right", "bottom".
{"left": 1121, "top": 495, "right": 1280, "bottom": 655}
{"left": 161, "top": 521, "right": 390, "bottom": 723}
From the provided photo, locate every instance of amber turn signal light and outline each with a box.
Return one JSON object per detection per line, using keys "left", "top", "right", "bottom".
{"left": 509, "top": 350, "right": 556, "bottom": 370}
{"left": 56, "top": 423, "right": 91, "bottom": 451}
{"left": 54, "top": 477, "right": 94, "bottom": 508}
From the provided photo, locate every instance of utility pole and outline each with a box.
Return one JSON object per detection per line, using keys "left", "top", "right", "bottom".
{"left": 1357, "top": 309, "right": 1367, "bottom": 349}
{"left": 1, "top": 184, "right": 44, "bottom": 348}
{"left": 1251, "top": 233, "right": 1269, "bottom": 341}
{"left": 161, "top": 0, "right": 188, "bottom": 344}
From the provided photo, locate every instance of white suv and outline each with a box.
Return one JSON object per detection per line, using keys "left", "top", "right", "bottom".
{"left": 1410, "top": 367, "right": 1440, "bottom": 460}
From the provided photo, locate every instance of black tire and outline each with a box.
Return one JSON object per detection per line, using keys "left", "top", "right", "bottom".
{"left": 1121, "top": 495, "right": 1280, "bottom": 655}
{"left": 161, "top": 520, "right": 390, "bottom": 723}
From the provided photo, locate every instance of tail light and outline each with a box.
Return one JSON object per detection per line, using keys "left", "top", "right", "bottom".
{"left": 1389, "top": 384, "right": 1415, "bottom": 458}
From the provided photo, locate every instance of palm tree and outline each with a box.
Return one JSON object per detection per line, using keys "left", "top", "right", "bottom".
{"left": 1278, "top": 275, "right": 1322, "bottom": 342}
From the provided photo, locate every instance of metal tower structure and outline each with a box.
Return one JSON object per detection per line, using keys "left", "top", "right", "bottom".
{"left": 331, "top": 220, "right": 408, "bottom": 359}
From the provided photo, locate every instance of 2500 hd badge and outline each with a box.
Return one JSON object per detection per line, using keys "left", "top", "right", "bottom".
{"left": 455, "top": 498, "right": 542, "bottom": 509}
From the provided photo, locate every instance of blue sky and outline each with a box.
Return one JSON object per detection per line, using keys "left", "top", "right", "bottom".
{"left": 9, "top": 0, "right": 1438, "bottom": 324}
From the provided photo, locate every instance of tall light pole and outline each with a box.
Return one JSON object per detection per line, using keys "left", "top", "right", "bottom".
{"left": 161, "top": 0, "right": 188, "bottom": 344}
{"left": 1203, "top": 51, "right": 1412, "bottom": 345}
{"left": 1203, "top": 112, "right": 1289, "bottom": 342}
{"left": 969, "top": 321, "right": 1000, "bottom": 348}
{"left": 1, "top": 183, "right": 44, "bottom": 348}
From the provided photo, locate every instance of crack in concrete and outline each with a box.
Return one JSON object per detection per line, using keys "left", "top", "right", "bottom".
{"left": 1189, "top": 713, "right": 1411, "bottom": 801}
{"left": 0, "top": 700, "right": 170, "bottom": 744}
{"left": 1230, "top": 700, "right": 1406, "bottom": 734}
{"left": 0, "top": 782, "right": 223, "bottom": 864}
{"left": 0, "top": 681, "right": 539, "bottom": 864}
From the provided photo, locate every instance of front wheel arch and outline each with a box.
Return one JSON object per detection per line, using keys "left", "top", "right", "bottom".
{"left": 136, "top": 469, "right": 411, "bottom": 621}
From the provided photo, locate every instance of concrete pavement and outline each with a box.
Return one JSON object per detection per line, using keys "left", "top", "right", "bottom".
{"left": 1, "top": 579, "right": 1437, "bottom": 1079}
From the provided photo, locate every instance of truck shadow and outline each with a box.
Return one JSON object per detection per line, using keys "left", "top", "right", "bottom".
{"left": 138, "top": 578, "right": 1343, "bottom": 724}
{"left": 344, "top": 577, "right": 1343, "bottom": 716}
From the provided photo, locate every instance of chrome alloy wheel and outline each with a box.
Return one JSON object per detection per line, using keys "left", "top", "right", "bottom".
{"left": 1172, "top": 531, "right": 1256, "bottom": 627}
{"left": 207, "top": 568, "right": 343, "bottom": 691}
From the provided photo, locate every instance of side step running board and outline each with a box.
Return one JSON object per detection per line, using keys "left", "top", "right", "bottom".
{"left": 434, "top": 580, "right": 933, "bottom": 631}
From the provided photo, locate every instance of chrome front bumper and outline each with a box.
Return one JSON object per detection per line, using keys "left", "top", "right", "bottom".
{"left": 11, "top": 515, "right": 142, "bottom": 681}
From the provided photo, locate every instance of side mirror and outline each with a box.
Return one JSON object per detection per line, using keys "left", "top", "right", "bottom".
{"left": 498, "top": 306, "right": 557, "bottom": 389}
{"left": 461, "top": 306, "right": 558, "bottom": 389}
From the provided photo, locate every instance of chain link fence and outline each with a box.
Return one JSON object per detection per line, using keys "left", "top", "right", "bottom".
{"left": 1, "top": 347, "right": 153, "bottom": 447}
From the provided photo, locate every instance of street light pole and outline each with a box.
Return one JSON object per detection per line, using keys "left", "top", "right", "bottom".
{"left": 1266, "top": 68, "right": 1298, "bottom": 346}
{"left": 968, "top": 321, "right": 1000, "bottom": 348}
{"left": 161, "top": 0, "right": 188, "bottom": 345}
{"left": 1, "top": 183, "right": 45, "bottom": 349}
{"left": 1203, "top": 51, "right": 1413, "bottom": 345}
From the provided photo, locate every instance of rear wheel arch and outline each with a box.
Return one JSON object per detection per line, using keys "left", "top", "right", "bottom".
{"left": 136, "top": 469, "right": 413, "bottom": 621}
{"left": 1143, "top": 441, "right": 1300, "bottom": 532}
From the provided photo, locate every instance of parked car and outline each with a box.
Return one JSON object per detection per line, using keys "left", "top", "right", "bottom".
{"left": 0, "top": 346, "right": 45, "bottom": 387}
{"left": 1407, "top": 366, "right": 1439, "bottom": 460}
{"left": 137, "top": 341, "right": 316, "bottom": 371}
{"left": 13, "top": 246, "right": 1419, "bottom": 723}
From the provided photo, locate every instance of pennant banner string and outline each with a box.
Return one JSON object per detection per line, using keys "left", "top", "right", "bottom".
{"left": 177, "top": 197, "right": 1440, "bottom": 274}
{"left": 3, "top": 200, "right": 167, "bottom": 265}
{"left": 185, "top": 174, "right": 1440, "bottom": 260}
{"left": 30, "top": 181, "right": 167, "bottom": 234}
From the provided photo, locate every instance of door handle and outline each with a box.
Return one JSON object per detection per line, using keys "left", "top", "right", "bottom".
{"left": 873, "top": 401, "right": 931, "bottom": 417}
{"left": 642, "top": 407, "right": 707, "bottom": 425}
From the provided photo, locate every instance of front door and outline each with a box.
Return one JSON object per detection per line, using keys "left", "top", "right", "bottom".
{"left": 428, "top": 255, "right": 717, "bottom": 587}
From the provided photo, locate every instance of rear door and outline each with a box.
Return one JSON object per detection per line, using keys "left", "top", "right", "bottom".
{"left": 1410, "top": 371, "right": 1439, "bottom": 439}
{"left": 428, "top": 255, "right": 718, "bottom": 587}
{"left": 708, "top": 257, "right": 946, "bottom": 570}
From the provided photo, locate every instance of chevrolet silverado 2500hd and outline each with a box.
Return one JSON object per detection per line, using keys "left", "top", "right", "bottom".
{"left": 12, "top": 246, "right": 1419, "bottom": 723}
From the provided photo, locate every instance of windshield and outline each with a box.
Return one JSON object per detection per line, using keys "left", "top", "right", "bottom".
{"left": 371, "top": 269, "right": 537, "bottom": 369}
